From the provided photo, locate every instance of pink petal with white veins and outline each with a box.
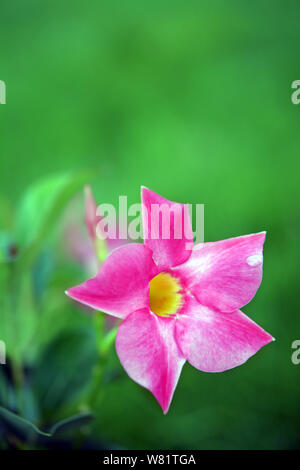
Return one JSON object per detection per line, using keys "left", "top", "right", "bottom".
{"left": 66, "top": 244, "right": 158, "bottom": 319}
{"left": 116, "top": 308, "right": 185, "bottom": 413}
{"left": 174, "top": 232, "right": 266, "bottom": 312}
{"left": 175, "top": 298, "right": 273, "bottom": 372}
{"left": 141, "top": 187, "right": 193, "bottom": 269}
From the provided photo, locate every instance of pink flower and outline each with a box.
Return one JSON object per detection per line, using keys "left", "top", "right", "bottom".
{"left": 84, "top": 185, "right": 129, "bottom": 255}
{"left": 64, "top": 185, "right": 128, "bottom": 276}
{"left": 66, "top": 187, "right": 274, "bottom": 413}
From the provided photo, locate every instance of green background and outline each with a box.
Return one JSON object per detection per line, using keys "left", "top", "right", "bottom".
{"left": 1, "top": 0, "right": 300, "bottom": 449}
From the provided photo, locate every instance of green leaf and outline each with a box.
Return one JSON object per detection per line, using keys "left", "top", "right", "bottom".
{"left": 46, "top": 412, "right": 93, "bottom": 438}
{"left": 0, "top": 262, "right": 38, "bottom": 362}
{"left": 0, "top": 406, "right": 93, "bottom": 442}
{"left": 0, "top": 231, "right": 14, "bottom": 261}
{"left": 0, "top": 195, "right": 14, "bottom": 231}
{"left": 0, "top": 261, "right": 15, "bottom": 357}
{"left": 32, "top": 327, "right": 98, "bottom": 419}
{"left": 15, "top": 171, "right": 92, "bottom": 270}
{"left": 0, "top": 369, "right": 17, "bottom": 411}
{"left": 0, "top": 406, "right": 50, "bottom": 439}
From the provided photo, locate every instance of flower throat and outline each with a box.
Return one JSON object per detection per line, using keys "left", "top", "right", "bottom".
{"left": 149, "top": 272, "right": 183, "bottom": 317}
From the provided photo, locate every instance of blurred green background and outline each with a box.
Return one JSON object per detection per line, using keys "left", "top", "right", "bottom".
{"left": 1, "top": 0, "right": 300, "bottom": 450}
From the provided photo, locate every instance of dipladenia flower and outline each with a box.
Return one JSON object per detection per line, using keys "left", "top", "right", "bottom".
{"left": 64, "top": 185, "right": 128, "bottom": 275}
{"left": 84, "top": 185, "right": 108, "bottom": 264}
{"left": 84, "top": 185, "right": 128, "bottom": 256}
{"left": 66, "top": 187, "right": 274, "bottom": 413}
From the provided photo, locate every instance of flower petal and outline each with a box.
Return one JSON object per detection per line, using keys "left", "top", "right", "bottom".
{"left": 175, "top": 298, "right": 273, "bottom": 372}
{"left": 141, "top": 187, "right": 193, "bottom": 269}
{"left": 174, "top": 232, "right": 266, "bottom": 312}
{"left": 66, "top": 244, "right": 157, "bottom": 319}
{"left": 84, "top": 185, "right": 100, "bottom": 242}
{"left": 116, "top": 308, "right": 185, "bottom": 413}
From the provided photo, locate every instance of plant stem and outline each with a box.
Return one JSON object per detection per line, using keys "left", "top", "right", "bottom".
{"left": 84, "top": 315, "right": 119, "bottom": 411}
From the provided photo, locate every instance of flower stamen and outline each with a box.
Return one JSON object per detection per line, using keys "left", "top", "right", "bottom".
{"left": 149, "top": 272, "right": 183, "bottom": 317}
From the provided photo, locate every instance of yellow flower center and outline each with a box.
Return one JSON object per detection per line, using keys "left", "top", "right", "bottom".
{"left": 149, "top": 272, "right": 183, "bottom": 317}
